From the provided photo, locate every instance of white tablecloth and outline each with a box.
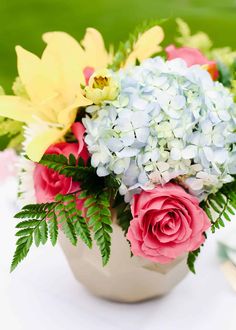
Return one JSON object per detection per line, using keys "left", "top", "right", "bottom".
{"left": 1, "top": 178, "right": 236, "bottom": 330}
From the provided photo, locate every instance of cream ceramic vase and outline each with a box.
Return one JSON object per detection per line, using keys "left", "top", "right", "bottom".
{"left": 60, "top": 211, "right": 189, "bottom": 303}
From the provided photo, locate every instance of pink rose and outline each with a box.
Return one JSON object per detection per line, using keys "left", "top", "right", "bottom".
{"left": 126, "top": 183, "right": 211, "bottom": 264}
{"left": 34, "top": 123, "right": 89, "bottom": 203}
{"left": 165, "top": 45, "right": 219, "bottom": 80}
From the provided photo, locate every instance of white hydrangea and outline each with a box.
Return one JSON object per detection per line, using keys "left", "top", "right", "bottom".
{"left": 83, "top": 57, "right": 236, "bottom": 201}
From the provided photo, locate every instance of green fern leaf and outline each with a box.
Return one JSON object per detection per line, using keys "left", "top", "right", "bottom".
{"left": 11, "top": 236, "right": 33, "bottom": 272}
{"left": 39, "top": 221, "right": 48, "bottom": 244}
{"left": 74, "top": 216, "right": 92, "bottom": 248}
{"left": 48, "top": 212, "right": 58, "bottom": 246}
{"left": 11, "top": 202, "right": 56, "bottom": 271}
{"left": 187, "top": 248, "right": 201, "bottom": 274}
{"left": 61, "top": 218, "right": 77, "bottom": 246}
{"left": 64, "top": 194, "right": 92, "bottom": 248}
{"left": 34, "top": 227, "right": 41, "bottom": 247}
{"left": 81, "top": 191, "right": 112, "bottom": 266}
{"left": 16, "top": 220, "right": 40, "bottom": 228}
{"left": 200, "top": 178, "right": 236, "bottom": 238}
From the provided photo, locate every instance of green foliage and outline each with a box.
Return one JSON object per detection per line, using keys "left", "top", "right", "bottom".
{"left": 40, "top": 153, "right": 120, "bottom": 194}
{"left": 217, "top": 61, "right": 233, "bottom": 87}
{"left": 175, "top": 18, "right": 212, "bottom": 53}
{"left": 0, "top": 117, "right": 23, "bottom": 151}
{"left": 40, "top": 154, "right": 93, "bottom": 180}
{"left": 187, "top": 248, "right": 201, "bottom": 274}
{"left": 201, "top": 179, "right": 236, "bottom": 234}
{"left": 0, "top": 84, "right": 23, "bottom": 151}
{"left": 41, "top": 153, "right": 115, "bottom": 266}
{"left": 110, "top": 19, "right": 166, "bottom": 71}
{"left": 11, "top": 193, "right": 93, "bottom": 271}
{"left": 11, "top": 202, "right": 54, "bottom": 272}
{"left": 115, "top": 198, "right": 132, "bottom": 235}
{"left": 80, "top": 190, "right": 112, "bottom": 266}
{"left": 12, "top": 152, "right": 119, "bottom": 270}
{"left": 187, "top": 178, "right": 236, "bottom": 273}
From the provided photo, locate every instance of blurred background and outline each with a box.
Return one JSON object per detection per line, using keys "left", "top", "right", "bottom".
{"left": 0, "top": 0, "right": 236, "bottom": 91}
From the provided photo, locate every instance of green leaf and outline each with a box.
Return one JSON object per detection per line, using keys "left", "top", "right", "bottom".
{"left": 114, "top": 199, "right": 132, "bottom": 235}
{"left": 12, "top": 186, "right": 113, "bottom": 271}
{"left": 16, "top": 236, "right": 30, "bottom": 246}
{"left": 11, "top": 236, "right": 33, "bottom": 272}
{"left": 217, "top": 61, "right": 232, "bottom": 87}
{"left": 59, "top": 194, "right": 92, "bottom": 248}
{"left": 187, "top": 248, "right": 201, "bottom": 274}
{"left": 74, "top": 217, "right": 92, "bottom": 248}
{"left": 0, "top": 116, "right": 23, "bottom": 151}
{"left": 39, "top": 221, "right": 48, "bottom": 244}
{"left": 69, "top": 154, "right": 77, "bottom": 166}
{"left": 11, "top": 202, "right": 55, "bottom": 271}
{"left": 15, "top": 228, "right": 33, "bottom": 236}
{"left": 88, "top": 214, "right": 100, "bottom": 226}
{"left": 0, "top": 133, "right": 13, "bottom": 151}
{"left": 201, "top": 177, "right": 236, "bottom": 235}
{"left": 16, "top": 220, "right": 40, "bottom": 228}
{"left": 83, "top": 197, "right": 96, "bottom": 208}
{"left": 48, "top": 213, "right": 58, "bottom": 246}
{"left": 15, "top": 210, "right": 45, "bottom": 220}
{"left": 62, "top": 219, "right": 77, "bottom": 246}
{"left": 87, "top": 205, "right": 99, "bottom": 217}
{"left": 40, "top": 153, "right": 94, "bottom": 182}
{"left": 83, "top": 190, "right": 112, "bottom": 266}
{"left": 34, "top": 227, "right": 41, "bottom": 247}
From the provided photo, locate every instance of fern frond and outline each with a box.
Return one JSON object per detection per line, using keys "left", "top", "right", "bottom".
{"left": 187, "top": 248, "right": 201, "bottom": 274}
{"left": 11, "top": 236, "right": 33, "bottom": 272}
{"left": 40, "top": 154, "right": 94, "bottom": 182}
{"left": 40, "top": 153, "right": 120, "bottom": 195}
{"left": 11, "top": 202, "right": 55, "bottom": 271}
{"left": 187, "top": 178, "right": 236, "bottom": 273}
{"left": 80, "top": 190, "right": 112, "bottom": 266}
{"left": 201, "top": 178, "right": 236, "bottom": 234}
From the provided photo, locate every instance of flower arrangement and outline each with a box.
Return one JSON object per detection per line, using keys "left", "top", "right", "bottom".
{"left": 1, "top": 19, "right": 236, "bottom": 274}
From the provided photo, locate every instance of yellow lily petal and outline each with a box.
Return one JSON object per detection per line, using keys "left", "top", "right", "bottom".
{"left": 16, "top": 46, "right": 55, "bottom": 103}
{"left": 125, "top": 26, "right": 164, "bottom": 66}
{"left": 57, "top": 92, "right": 92, "bottom": 125}
{"left": 26, "top": 127, "right": 67, "bottom": 162}
{"left": 42, "top": 31, "right": 87, "bottom": 101}
{"left": 0, "top": 95, "right": 33, "bottom": 123}
{"left": 81, "top": 28, "right": 111, "bottom": 68}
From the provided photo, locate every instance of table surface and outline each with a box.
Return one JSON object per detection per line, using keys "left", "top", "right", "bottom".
{"left": 1, "top": 178, "right": 236, "bottom": 330}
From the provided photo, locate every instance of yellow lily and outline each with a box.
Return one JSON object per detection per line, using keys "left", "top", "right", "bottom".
{"left": 0, "top": 28, "right": 113, "bottom": 162}
{"left": 0, "top": 25, "right": 164, "bottom": 162}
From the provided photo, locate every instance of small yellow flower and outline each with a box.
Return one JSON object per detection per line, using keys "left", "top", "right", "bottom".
{"left": 85, "top": 69, "right": 119, "bottom": 105}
